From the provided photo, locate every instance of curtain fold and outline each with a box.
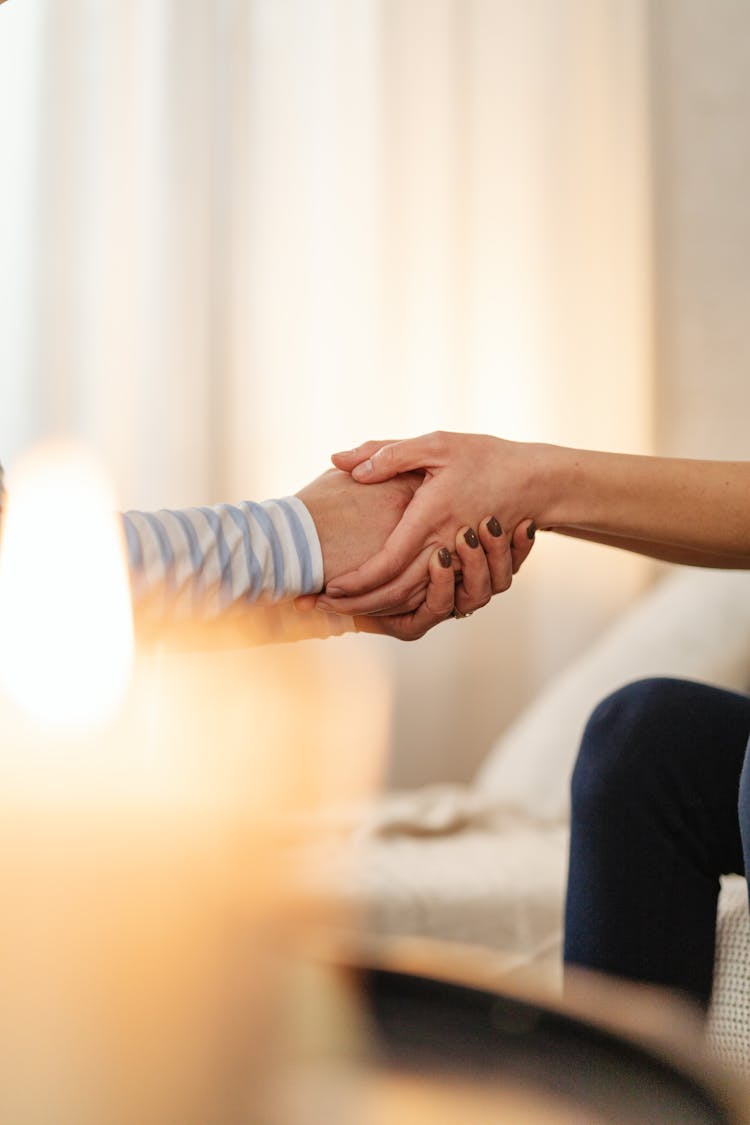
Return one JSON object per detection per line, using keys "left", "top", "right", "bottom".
{"left": 0, "top": 0, "right": 652, "bottom": 783}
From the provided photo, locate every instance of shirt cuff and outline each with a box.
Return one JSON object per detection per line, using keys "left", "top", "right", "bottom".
{"left": 269, "top": 495, "right": 325, "bottom": 597}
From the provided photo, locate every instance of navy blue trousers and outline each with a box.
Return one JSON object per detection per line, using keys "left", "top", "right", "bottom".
{"left": 564, "top": 677, "right": 750, "bottom": 1008}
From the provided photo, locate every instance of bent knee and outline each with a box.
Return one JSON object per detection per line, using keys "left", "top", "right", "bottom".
{"left": 570, "top": 677, "right": 693, "bottom": 818}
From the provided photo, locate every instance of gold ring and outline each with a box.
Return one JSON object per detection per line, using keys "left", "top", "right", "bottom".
{"left": 451, "top": 609, "right": 473, "bottom": 619}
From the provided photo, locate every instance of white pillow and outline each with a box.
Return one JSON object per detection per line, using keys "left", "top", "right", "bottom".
{"left": 475, "top": 568, "right": 750, "bottom": 823}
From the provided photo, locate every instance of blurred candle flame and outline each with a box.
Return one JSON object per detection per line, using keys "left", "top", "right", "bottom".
{"left": 0, "top": 442, "right": 134, "bottom": 733}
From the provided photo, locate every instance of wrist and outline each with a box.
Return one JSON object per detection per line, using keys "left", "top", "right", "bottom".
{"left": 531, "top": 443, "right": 585, "bottom": 528}
{"left": 294, "top": 484, "right": 340, "bottom": 587}
{"left": 532, "top": 445, "right": 628, "bottom": 531}
{"left": 500, "top": 440, "right": 574, "bottom": 529}
{"left": 288, "top": 494, "right": 326, "bottom": 593}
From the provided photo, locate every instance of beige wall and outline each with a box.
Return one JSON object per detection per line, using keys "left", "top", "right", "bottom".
{"left": 388, "top": 0, "right": 750, "bottom": 790}
{"left": 1, "top": 2, "right": 694, "bottom": 796}
{"left": 650, "top": 0, "right": 750, "bottom": 459}
{"left": 381, "top": 1, "right": 654, "bottom": 790}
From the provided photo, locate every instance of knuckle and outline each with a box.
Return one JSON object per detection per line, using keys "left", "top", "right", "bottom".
{"left": 430, "top": 430, "right": 449, "bottom": 455}
{"left": 465, "top": 594, "right": 490, "bottom": 611}
{"left": 389, "top": 582, "right": 411, "bottom": 607}
{"left": 370, "top": 446, "right": 391, "bottom": 470}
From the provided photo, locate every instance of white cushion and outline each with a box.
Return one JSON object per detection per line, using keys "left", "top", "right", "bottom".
{"left": 306, "top": 819, "right": 568, "bottom": 960}
{"left": 475, "top": 569, "right": 750, "bottom": 822}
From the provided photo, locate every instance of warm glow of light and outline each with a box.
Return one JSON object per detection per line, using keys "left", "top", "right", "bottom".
{"left": 0, "top": 442, "right": 134, "bottom": 732}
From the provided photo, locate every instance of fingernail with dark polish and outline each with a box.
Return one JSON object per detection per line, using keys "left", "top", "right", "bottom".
{"left": 438, "top": 547, "right": 452, "bottom": 568}
{"left": 487, "top": 516, "right": 503, "bottom": 538}
{"left": 464, "top": 527, "right": 479, "bottom": 549}
{"left": 527, "top": 522, "right": 537, "bottom": 540}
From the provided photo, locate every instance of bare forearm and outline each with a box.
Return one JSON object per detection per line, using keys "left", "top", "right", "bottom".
{"left": 327, "top": 432, "right": 750, "bottom": 595}
{"left": 551, "top": 526, "right": 750, "bottom": 569}
{"left": 531, "top": 446, "right": 750, "bottom": 561}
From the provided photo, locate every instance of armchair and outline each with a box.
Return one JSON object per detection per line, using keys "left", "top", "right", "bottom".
{"left": 312, "top": 567, "right": 750, "bottom": 1072}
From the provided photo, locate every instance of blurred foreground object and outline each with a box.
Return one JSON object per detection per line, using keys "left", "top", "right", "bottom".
{"left": 0, "top": 443, "right": 134, "bottom": 731}
{"left": 338, "top": 938, "right": 750, "bottom": 1125}
{"left": 0, "top": 443, "right": 389, "bottom": 1124}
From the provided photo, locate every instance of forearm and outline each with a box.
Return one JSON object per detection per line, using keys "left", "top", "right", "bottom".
{"left": 528, "top": 445, "right": 750, "bottom": 562}
{"left": 551, "top": 526, "right": 750, "bottom": 569}
{"left": 122, "top": 496, "right": 324, "bottom": 621}
{"left": 328, "top": 432, "right": 750, "bottom": 594}
{"left": 136, "top": 599, "right": 355, "bottom": 649}
{"left": 123, "top": 468, "right": 428, "bottom": 637}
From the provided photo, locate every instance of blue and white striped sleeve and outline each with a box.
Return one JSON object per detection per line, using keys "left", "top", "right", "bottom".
{"left": 121, "top": 495, "right": 325, "bottom": 620}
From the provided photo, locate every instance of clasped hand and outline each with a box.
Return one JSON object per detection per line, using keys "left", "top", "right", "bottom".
{"left": 296, "top": 431, "right": 536, "bottom": 640}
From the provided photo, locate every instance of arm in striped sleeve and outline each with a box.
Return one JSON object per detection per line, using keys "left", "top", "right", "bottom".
{"left": 121, "top": 468, "right": 425, "bottom": 639}
{"left": 121, "top": 495, "right": 328, "bottom": 622}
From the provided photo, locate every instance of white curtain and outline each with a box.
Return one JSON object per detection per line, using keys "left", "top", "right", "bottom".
{"left": 0, "top": 0, "right": 653, "bottom": 784}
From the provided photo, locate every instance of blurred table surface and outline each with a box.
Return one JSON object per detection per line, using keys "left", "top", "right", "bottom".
{"left": 280, "top": 932, "right": 750, "bottom": 1125}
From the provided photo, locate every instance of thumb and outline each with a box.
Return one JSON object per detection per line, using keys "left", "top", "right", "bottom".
{"left": 349, "top": 434, "right": 439, "bottom": 483}
{"left": 331, "top": 439, "right": 394, "bottom": 471}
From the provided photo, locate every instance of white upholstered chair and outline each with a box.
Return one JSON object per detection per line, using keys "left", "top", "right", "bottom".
{"left": 312, "top": 567, "right": 750, "bottom": 1073}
